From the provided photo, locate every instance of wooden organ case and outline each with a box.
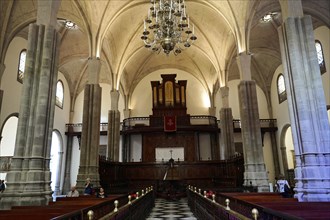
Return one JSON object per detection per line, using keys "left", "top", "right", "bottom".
{"left": 149, "top": 74, "right": 191, "bottom": 129}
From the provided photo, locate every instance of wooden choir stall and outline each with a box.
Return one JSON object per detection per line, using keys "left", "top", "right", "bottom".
{"left": 100, "top": 74, "right": 244, "bottom": 198}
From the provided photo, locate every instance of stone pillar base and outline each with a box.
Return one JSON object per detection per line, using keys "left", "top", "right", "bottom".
{"left": 295, "top": 189, "right": 330, "bottom": 202}
{"left": 0, "top": 191, "right": 52, "bottom": 210}
{"left": 244, "top": 166, "right": 270, "bottom": 192}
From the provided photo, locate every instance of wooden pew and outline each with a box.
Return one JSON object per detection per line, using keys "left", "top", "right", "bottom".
{"left": 217, "top": 192, "right": 330, "bottom": 220}
{"left": 0, "top": 194, "right": 125, "bottom": 220}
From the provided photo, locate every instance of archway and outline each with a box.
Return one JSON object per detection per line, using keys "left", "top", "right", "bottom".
{"left": 279, "top": 124, "right": 295, "bottom": 185}
{"left": 284, "top": 127, "right": 295, "bottom": 169}
{"left": 50, "top": 130, "right": 64, "bottom": 196}
{"left": 0, "top": 114, "right": 18, "bottom": 180}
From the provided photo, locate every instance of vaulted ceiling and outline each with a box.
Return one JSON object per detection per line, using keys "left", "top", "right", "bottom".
{"left": 1, "top": 0, "right": 329, "bottom": 107}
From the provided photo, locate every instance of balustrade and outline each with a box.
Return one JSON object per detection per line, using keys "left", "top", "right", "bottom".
{"left": 65, "top": 117, "right": 277, "bottom": 134}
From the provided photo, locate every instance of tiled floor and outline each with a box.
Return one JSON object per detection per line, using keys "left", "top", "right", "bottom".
{"left": 146, "top": 197, "right": 197, "bottom": 220}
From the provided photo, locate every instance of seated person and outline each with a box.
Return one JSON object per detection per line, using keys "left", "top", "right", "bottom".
{"left": 84, "top": 178, "right": 93, "bottom": 195}
{"left": 67, "top": 186, "right": 79, "bottom": 197}
{"left": 0, "top": 180, "right": 5, "bottom": 193}
{"left": 96, "top": 187, "right": 107, "bottom": 198}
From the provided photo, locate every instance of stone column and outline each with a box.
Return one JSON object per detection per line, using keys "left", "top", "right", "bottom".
{"left": 107, "top": 90, "right": 120, "bottom": 161}
{"left": 237, "top": 53, "right": 269, "bottom": 192}
{"left": 0, "top": 12, "right": 61, "bottom": 208}
{"left": 219, "top": 86, "right": 235, "bottom": 160}
{"left": 123, "top": 109, "right": 131, "bottom": 119}
{"left": 270, "top": 131, "right": 281, "bottom": 178}
{"left": 122, "top": 95, "right": 130, "bottom": 162}
{"left": 0, "top": 63, "right": 5, "bottom": 113}
{"left": 123, "top": 94, "right": 130, "bottom": 119}
{"left": 0, "top": 90, "right": 3, "bottom": 115}
{"left": 62, "top": 135, "right": 73, "bottom": 193}
{"left": 76, "top": 58, "right": 102, "bottom": 192}
{"left": 54, "top": 151, "right": 64, "bottom": 195}
{"left": 278, "top": 0, "right": 330, "bottom": 201}
{"left": 0, "top": 62, "right": 5, "bottom": 81}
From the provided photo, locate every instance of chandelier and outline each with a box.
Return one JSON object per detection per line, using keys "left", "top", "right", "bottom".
{"left": 141, "top": 0, "right": 197, "bottom": 55}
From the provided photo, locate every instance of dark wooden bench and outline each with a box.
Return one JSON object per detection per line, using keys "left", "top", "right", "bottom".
{"left": 217, "top": 192, "right": 330, "bottom": 220}
{"left": 0, "top": 194, "right": 125, "bottom": 220}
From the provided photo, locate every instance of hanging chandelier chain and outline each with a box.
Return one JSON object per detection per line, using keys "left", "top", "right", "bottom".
{"left": 141, "top": 0, "right": 197, "bottom": 55}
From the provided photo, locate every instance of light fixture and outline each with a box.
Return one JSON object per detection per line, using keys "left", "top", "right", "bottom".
{"left": 141, "top": 0, "right": 197, "bottom": 55}
{"left": 260, "top": 12, "right": 278, "bottom": 23}
{"left": 64, "top": 20, "right": 77, "bottom": 29}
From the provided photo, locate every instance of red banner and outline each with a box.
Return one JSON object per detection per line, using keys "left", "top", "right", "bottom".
{"left": 164, "top": 116, "right": 176, "bottom": 132}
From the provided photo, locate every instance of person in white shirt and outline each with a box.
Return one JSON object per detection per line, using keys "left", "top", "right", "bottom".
{"left": 276, "top": 174, "right": 291, "bottom": 198}
{"left": 67, "top": 186, "right": 79, "bottom": 197}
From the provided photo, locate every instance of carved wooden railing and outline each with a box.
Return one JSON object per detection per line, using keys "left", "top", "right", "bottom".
{"left": 187, "top": 188, "right": 250, "bottom": 220}
{"left": 98, "top": 189, "right": 155, "bottom": 220}
{"left": 51, "top": 188, "right": 154, "bottom": 220}
{"left": 215, "top": 192, "right": 302, "bottom": 220}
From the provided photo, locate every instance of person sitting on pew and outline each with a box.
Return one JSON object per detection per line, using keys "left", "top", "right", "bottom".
{"left": 84, "top": 178, "right": 93, "bottom": 195}
{"left": 0, "top": 179, "right": 6, "bottom": 193}
{"left": 96, "top": 187, "right": 107, "bottom": 198}
{"left": 67, "top": 186, "right": 79, "bottom": 197}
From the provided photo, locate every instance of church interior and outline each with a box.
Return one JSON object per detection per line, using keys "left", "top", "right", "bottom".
{"left": 0, "top": 0, "right": 329, "bottom": 219}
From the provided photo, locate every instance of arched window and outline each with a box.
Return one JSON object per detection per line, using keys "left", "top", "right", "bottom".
{"left": 56, "top": 80, "right": 64, "bottom": 108}
{"left": 277, "top": 74, "right": 287, "bottom": 103}
{"left": 17, "top": 49, "right": 27, "bottom": 83}
{"left": 315, "top": 40, "right": 326, "bottom": 74}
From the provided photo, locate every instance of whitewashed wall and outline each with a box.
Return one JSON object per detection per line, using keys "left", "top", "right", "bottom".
{"left": 0, "top": 117, "right": 18, "bottom": 156}
{"left": 72, "top": 83, "right": 125, "bottom": 123}
{"left": 270, "top": 65, "right": 290, "bottom": 174}
{"left": 54, "top": 71, "right": 71, "bottom": 193}
{"left": 70, "top": 137, "right": 80, "bottom": 186}
{"left": 0, "top": 37, "right": 25, "bottom": 126}
{"left": 315, "top": 26, "right": 330, "bottom": 105}
{"left": 285, "top": 127, "right": 294, "bottom": 169}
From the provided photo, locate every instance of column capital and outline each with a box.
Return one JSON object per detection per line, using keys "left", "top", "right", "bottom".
{"left": 279, "top": 0, "right": 303, "bottom": 21}
{"left": 236, "top": 53, "right": 252, "bottom": 80}
{"left": 123, "top": 109, "right": 131, "bottom": 119}
{"left": 110, "top": 90, "right": 120, "bottom": 111}
{"left": 37, "top": 0, "right": 60, "bottom": 27}
{"left": 220, "top": 86, "right": 229, "bottom": 108}
{"left": 88, "top": 57, "right": 100, "bottom": 84}
{"left": 208, "top": 107, "right": 216, "bottom": 116}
